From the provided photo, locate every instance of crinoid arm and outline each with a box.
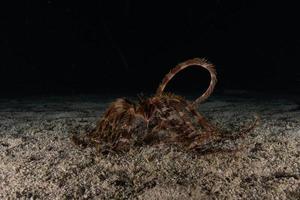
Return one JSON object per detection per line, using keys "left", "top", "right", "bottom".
{"left": 155, "top": 58, "right": 217, "bottom": 107}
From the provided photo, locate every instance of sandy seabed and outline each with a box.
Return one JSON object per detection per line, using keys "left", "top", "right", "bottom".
{"left": 0, "top": 94, "right": 299, "bottom": 199}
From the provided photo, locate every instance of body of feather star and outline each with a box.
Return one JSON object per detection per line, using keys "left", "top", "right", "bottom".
{"left": 72, "top": 58, "right": 258, "bottom": 153}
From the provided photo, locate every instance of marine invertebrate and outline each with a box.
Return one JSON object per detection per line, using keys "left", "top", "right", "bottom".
{"left": 72, "top": 58, "right": 258, "bottom": 153}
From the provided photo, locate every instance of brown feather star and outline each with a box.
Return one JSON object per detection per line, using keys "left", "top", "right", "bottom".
{"left": 72, "top": 58, "right": 258, "bottom": 153}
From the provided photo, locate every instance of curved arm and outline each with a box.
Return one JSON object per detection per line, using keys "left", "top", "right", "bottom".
{"left": 155, "top": 58, "right": 217, "bottom": 107}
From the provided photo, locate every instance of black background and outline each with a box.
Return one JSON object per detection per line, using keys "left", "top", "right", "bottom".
{"left": 1, "top": 1, "right": 300, "bottom": 96}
